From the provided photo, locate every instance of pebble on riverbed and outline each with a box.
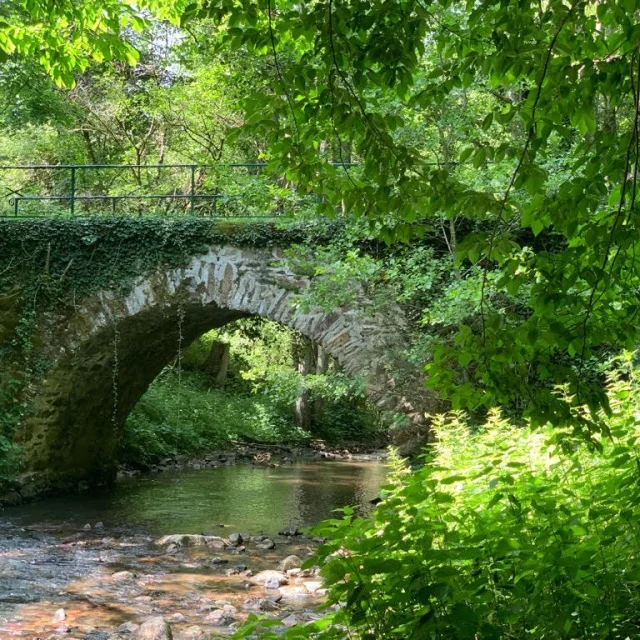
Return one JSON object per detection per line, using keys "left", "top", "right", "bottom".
{"left": 112, "top": 570, "right": 135, "bottom": 582}
{"left": 279, "top": 526, "right": 301, "bottom": 537}
{"left": 204, "top": 604, "right": 237, "bottom": 626}
{"left": 51, "top": 608, "right": 66, "bottom": 623}
{"left": 228, "top": 532, "right": 243, "bottom": 545}
{"left": 181, "top": 626, "right": 207, "bottom": 639}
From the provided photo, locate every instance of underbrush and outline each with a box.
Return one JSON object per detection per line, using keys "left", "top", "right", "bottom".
{"left": 236, "top": 361, "right": 640, "bottom": 639}
{"left": 120, "top": 370, "right": 307, "bottom": 466}
{"left": 120, "top": 366, "right": 383, "bottom": 467}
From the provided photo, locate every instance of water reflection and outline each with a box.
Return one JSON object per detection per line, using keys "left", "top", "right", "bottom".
{"left": 3, "top": 461, "right": 387, "bottom": 536}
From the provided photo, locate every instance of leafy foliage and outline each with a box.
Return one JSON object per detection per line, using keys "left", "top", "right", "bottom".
{"left": 174, "top": 0, "right": 640, "bottom": 428}
{"left": 121, "top": 370, "right": 305, "bottom": 465}
{"left": 235, "top": 357, "right": 640, "bottom": 640}
{"left": 0, "top": 0, "right": 182, "bottom": 87}
{"left": 123, "top": 319, "right": 383, "bottom": 464}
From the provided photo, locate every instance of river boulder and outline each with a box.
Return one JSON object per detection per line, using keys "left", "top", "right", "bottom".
{"left": 250, "top": 570, "right": 288, "bottom": 588}
{"left": 154, "top": 534, "right": 226, "bottom": 549}
{"left": 279, "top": 555, "right": 302, "bottom": 571}
{"left": 228, "top": 532, "right": 243, "bottom": 545}
{"left": 256, "top": 538, "right": 276, "bottom": 550}
{"left": 279, "top": 526, "right": 301, "bottom": 537}
{"left": 132, "top": 617, "right": 172, "bottom": 640}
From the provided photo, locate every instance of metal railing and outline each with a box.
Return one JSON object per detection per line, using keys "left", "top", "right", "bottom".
{"left": 0, "top": 162, "right": 358, "bottom": 218}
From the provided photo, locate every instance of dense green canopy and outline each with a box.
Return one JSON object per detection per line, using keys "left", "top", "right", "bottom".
{"left": 4, "top": 0, "right": 640, "bottom": 429}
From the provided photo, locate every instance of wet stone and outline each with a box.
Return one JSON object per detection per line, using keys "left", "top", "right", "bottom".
{"left": 256, "top": 538, "right": 276, "bottom": 550}
{"left": 242, "top": 597, "right": 262, "bottom": 611}
{"left": 82, "top": 632, "right": 111, "bottom": 640}
{"left": 282, "top": 614, "right": 299, "bottom": 627}
{"left": 132, "top": 617, "right": 172, "bottom": 640}
{"left": 204, "top": 604, "right": 236, "bottom": 626}
{"left": 118, "top": 622, "right": 140, "bottom": 634}
{"left": 225, "top": 564, "right": 247, "bottom": 575}
{"left": 304, "top": 581, "right": 323, "bottom": 594}
{"left": 228, "top": 533, "right": 243, "bottom": 546}
{"left": 52, "top": 608, "right": 66, "bottom": 623}
{"left": 112, "top": 571, "right": 135, "bottom": 582}
{"left": 279, "top": 555, "right": 302, "bottom": 571}
{"left": 251, "top": 570, "right": 288, "bottom": 588}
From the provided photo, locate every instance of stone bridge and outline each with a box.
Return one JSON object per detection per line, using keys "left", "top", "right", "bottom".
{"left": 0, "top": 219, "right": 441, "bottom": 495}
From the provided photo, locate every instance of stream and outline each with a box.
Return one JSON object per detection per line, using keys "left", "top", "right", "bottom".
{"left": 0, "top": 459, "right": 387, "bottom": 640}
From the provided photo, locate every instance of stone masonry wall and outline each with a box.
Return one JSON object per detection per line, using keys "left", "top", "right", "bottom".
{"left": 15, "top": 245, "right": 442, "bottom": 493}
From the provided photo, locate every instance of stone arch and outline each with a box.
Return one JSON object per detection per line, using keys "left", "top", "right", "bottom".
{"left": 16, "top": 245, "right": 441, "bottom": 492}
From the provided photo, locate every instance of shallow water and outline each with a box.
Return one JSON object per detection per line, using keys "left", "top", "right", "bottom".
{"left": 0, "top": 460, "right": 386, "bottom": 639}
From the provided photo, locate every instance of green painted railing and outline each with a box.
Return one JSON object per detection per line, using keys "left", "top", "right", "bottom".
{"left": 0, "top": 162, "right": 358, "bottom": 218}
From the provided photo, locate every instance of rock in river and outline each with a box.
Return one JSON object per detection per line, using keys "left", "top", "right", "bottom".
{"left": 154, "top": 534, "right": 226, "bottom": 549}
{"left": 256, "top": 538, "right": 276, "bottom": 550}
{"left": 279, "top": 555, "right": 302, "bottom": 571}
{"left": 279, "top": 526, "right": 301, "bottom": 537}
{"left": 182, "top": 626, "right": 207, "bottom": 640}
{"left": 228, "top": 532, "right": 243, "bottom": 545}
{"left": 204, "top": 604, "right": 236, "bottom": 626}
{"left": 51, "top": 608, "right": 66, "bottom": 623}
{"left": 250, "top": 570, "right": 288, "bottom": 588}
{"left": 112, "top": 570, "right": 135, "bottom": 582}
{"left": 132, "top": 616, "right": 172, "bottom": 640}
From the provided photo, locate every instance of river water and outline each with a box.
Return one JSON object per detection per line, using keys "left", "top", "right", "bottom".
{"left": 0, "top": 460, "right": 386, "bottom": 639}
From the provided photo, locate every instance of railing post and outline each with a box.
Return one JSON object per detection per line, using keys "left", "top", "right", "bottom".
{"left": 70, "top": 166, "right": 76, "bottom": 216}
{"left": 14, "top": 197, "right": 18, "bottom": 217}
{"left": 190, "top": 165, "right": 196, "bottom": 215}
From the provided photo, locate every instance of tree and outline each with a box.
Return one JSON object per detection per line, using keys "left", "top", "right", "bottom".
{"left": 0, "top": 0, "right": 183, "bottom": 87}
{"left": 181, "top": 0, "right": 640, "bottom": 433}
{"left": 293, "top": 333, "right": 315, "bottom": 431}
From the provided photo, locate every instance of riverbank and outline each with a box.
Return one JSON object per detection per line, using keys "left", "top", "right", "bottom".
{"left": 118, "top": 440, "right": 388, "bottom": 478}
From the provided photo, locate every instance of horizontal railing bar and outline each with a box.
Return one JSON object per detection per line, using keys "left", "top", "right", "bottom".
{"left": 2, "top": 164, "right": 218, "bottom": 170}
{"left": 0, "top": 162, "right": 360, "bottom": 170}
{"left": 13, "top": 194, "right": 233, "bottom": 201}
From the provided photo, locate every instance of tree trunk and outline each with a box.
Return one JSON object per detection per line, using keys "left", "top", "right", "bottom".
{"left": 204, "top": 340, "right": 230, "bottom": 387}
{"left": 313, "top": 345, "right": 328, "bottom": 424}
{"left": 293, "top": 335, "right": 315, "bottom": 430}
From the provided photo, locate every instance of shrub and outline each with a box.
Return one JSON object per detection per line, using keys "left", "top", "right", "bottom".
{"left": 120, "top": 370, "right": 308, "bottom": 466}
{"left": 235, "top": 361, "right": 640, "bottom": 639}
